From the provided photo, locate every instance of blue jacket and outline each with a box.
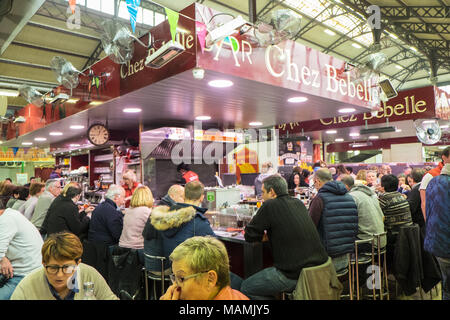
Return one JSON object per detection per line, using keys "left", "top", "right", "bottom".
{"left": 88, "top": 198, "right": 124, "bottom": 246}
{"left": 142, "top": 203, "right": 215, "bottom": 271}
{"left": 424, "top": 173, "right": 450, "bottom": 258}
{"left": 317, "top": 181, "right": 358, "bottom": 257}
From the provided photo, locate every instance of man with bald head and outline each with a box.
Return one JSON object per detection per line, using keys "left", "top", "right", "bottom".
{"left": 158, "top": 185, "right": 185, "bottom": 207}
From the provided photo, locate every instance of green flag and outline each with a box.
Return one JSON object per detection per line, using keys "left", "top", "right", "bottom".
{"left": 165, "top": 8, "right": 179, "bottom": 42}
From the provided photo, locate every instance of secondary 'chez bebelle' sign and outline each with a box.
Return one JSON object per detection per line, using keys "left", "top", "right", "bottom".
{"left": 277, "top": 85, "right": 437, "bottom": 134}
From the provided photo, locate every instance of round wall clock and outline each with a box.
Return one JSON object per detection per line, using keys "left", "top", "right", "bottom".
{"left": 87, "top": 123, "right": 110, "bottom": 146}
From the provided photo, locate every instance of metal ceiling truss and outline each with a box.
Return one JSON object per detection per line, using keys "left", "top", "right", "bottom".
{"left": 380, "top": 6, "right": 449, "bottom": 19}
{"left": 323, "top": 21, "right": 369, "bottom": 54}
{"left": 395, "top": 22, "right": 450, "bottom": 34}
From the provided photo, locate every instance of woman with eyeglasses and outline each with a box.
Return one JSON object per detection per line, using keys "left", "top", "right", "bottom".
{"left": 160, "top": 236, "right": 249, "bottom": 300}
{"left": 10, "top": 232, "right": 118, "bottom": 300}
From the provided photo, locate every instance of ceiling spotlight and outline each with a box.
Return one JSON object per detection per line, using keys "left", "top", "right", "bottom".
{"left": 208, "top": 80, "right": 233, "bottom": 88}
{"left": 70, "top": 144, "right": 80, "bottom": 147}
{"left": 352, "top": 43, "right": 362, "bottom": 49}
{"left": 34, "top": 137, "right": 47, "bottom": 141}
{"left": 395, "top": 128, "right": 402, "bottom": 132}
{"left": 249, "top": 121, "right": 263, "bottom": 126}
{"left": 326, "top": 130, "right": 337, "bottom": 134}
{"left": 288, "top": 96, "right": 308, "bottom": 103}
{"left": 0, "top": 89, "right": 19, "bottom": 97}
{"left": 349, "top": 132, "right": 360, "bottom": 137}
{"left": 439, "top": 125, "right": 449, "bottom": 129}
{"left": 70, "top": 125, "right": 85, "bottom": 130}
{"left": 335, "top": 138, "right": 344, "bottom": 142}
{"left": 22, "top": 142, "right": 32, "bottom": 146}
{"left": 123, "top": 108, "right": 142, "bottom": 113}
{"left": 196, "top": 116, "right": 211, "bottom": 121}
{"left": 369, "top": 136, "right": 379, "bottom": 140}
{"left": 89, "top": 101, "right": 103, "bottom": 106}
{"left": 50, "top": 132, "right": 63, "bottom": 136}
{"left": 338, "top": 108, "right": 355, "bottom": 113}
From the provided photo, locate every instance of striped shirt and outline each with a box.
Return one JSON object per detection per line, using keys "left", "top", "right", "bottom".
{"left": 378, "top": 191, "right": 413, "bottom": 234}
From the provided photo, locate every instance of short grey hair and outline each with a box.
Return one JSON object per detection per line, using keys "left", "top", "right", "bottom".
{"left": 45, "top": 179, "right": 59, "bottom": 191}
{"left": 315, "top": 168, "right": 332, "bottom": 183}
{"left": 106, "top": 184, "right": 125, "bottom": 200}
{"left": 340, "top": 175, "right": 354, "bottom": 188}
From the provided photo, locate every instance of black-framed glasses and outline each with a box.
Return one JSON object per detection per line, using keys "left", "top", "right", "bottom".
{"left": 44, "top": 264, "right": 77, "bottom": 275}
{"left": 169, "top": 271, "right": 209, "bottom": 285}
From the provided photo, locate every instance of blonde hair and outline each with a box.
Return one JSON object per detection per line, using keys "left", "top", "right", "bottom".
{"left": 62, "top": 182, "right": 79, "bottom": 197}
{"left": 170, "top": 236, "right": 230, "bottom": 290}
{"left": 130, "top": 186, "right": 154, "bottom": 208}
{"left": 122, "top": 169, "right": 137, "bottom": 182}
{"left": 42, "top": 232, "right": 83, "bottom": 264}
{"left": 355, "top": 169, "right": 367, "bottom": 181}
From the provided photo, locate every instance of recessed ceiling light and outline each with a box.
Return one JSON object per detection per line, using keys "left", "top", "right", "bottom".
{"left": 123, "top": 107, "right": 142, "bottom": 113}
{"left": 338, "top": 107, "right": 355, "bottom": 113}
{"left": 352, "top": 43, "right": 362, "bottom": 49}
{"left": 34, "top": 137, "right": 47, "bottom": 141}
{"left": 326, "top": 130, "right": 337, "bottom": 134}
{"left": 249, "top": 122, "right": 263, "bottom": 126}
{"left": 50, "top": 132, "right": 63, "bottom": 136}
{"left": 196, "top": 116, "right": 211, "bottom": 121}
{"left": 22, "top": 142, "right": 32, "bottom": 146}
{"left": 208, "top": 80, "right": 233, "bottom": 88}
{"left": 395, "top": 65, "right": 403, "bottom": 70}
{"left": 422, "top": 120, "right": 436, "bottom": 124}
{"left": 369, "top": 136, "right": 379, "bottom": 140}
{"left": 324, "top": 29, "right": 336, "bottom": 36}
{"left": 70, "top": 144, "right": 80, "bottom": 147}
{"left": 438, "top": 146, "right": 446, "bottom": 149}
{"left": 0, "top": 89, "right": 19, "bottom": 97}
{"left": 70, "top": 125, "right": 85, "bottom": 129}
{"left": 349, "top": 132, "right": 360, "bottom": 137}
{"left": 395, "top": 128, "right": 402, "bottom": 132}
{"left": 288, "top": 96, "right": 308, "bottom": 103}
{"left": 335, "top": 138, "right": 344, "bottom": 142}
{"left": 439, "top": 125, "right": 449, "bottom": 129}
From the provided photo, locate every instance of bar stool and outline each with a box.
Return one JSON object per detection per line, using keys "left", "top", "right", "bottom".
{"left": 336, "top": 253, "right": 353, "bottom": 300}
{"left": 143, "top": 253, "right": 171, "bottom": 300}
{"left": 350, "top": 238, "right": 375, "bottom": 300}
{"left": 372, "top": 232, "right": 389, "bottom": 300}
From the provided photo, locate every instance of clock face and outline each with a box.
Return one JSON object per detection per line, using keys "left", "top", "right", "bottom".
{"left": 88, "top": 124, "right": 110, "bottom": 146}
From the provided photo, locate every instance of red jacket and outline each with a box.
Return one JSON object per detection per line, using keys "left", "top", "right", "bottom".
{"left": 122, "top": 181, "right": 140, "bottom": 207}
{"left": 427, "top": 162, "right": 444, "bottom": 177}
{"left": 182, "top": 171, "right": 199, "bottom": 183}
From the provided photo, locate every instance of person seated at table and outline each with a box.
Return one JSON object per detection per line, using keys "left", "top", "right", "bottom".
{"left": 156, "top": 185, "right": 184, "bottom": 207}
{"left": 88, "top": 185, "right": 125, "bottom": 246}
{"left": 160, "top": 236, "right": 249, "bottom": 300}
{"left": 119, "top": 186, "right": 153, "bottom": 264}
{"left": 10, "top": 232, "right": 118, "bottom": 300}
{"left": 143, "top": 181, "right": 215, "bottom": 272}
{"left": 241, "top": 175, "right": 329, "bottom": 300}
{"left": 42, "top": 186, "right": 93, "bottom": 241}
{"left": 10, "top": 187, "right": 29, "bottom": 211}
{"left": 19, "top": 182, "right": 45, "bottom": 220}
{"left": 5, "top": 186, "right": 19, "bottom": 209}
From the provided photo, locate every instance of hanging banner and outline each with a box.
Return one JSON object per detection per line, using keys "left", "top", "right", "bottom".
{"left": 165, "top": 7, "right": 180, "bottom": 42}
{"left": 195, "top": 21, "right": 207, "bottom": 53}
{"left": 126, "top": 0, "right": 141, "bottom": 33}
{"left": 69, "top": 0, "right": 76, "bottom": 14}
{"left": 12, "top": 147, "right": 19, "bottom": 156}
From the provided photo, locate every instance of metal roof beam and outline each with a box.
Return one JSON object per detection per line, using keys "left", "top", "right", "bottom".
{"left": 0, "top": 58, "right": 52, "bottom": 70}
{"left": 26, "top": 21, "right": 100, "bottom": 41}
{"left": 10, "top": 41, "right": 92, "bottom": 60}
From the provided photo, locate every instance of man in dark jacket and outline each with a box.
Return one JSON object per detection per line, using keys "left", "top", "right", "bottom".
{"left": 424, "top": 163, "right": 450, "bottom": 300}
{"left": 143, "top": 181, "right": 214, "bottom": 271}
{"left": 88, "top": 185, "right": 125, "bottom": 246}
{"left": 308, "top": 168, "right": 358, "bottom": 274}
{"left": 406, "top": 168, "right": 426, "bottom": 228}
{"left": 378, "top": 174, "right": 413, "bottom": 271}
{"left": 42, "top": 186, "right": 91, "bottom": 241}
{"left": 241, "top": 175, "right": 329, "bottom": 300}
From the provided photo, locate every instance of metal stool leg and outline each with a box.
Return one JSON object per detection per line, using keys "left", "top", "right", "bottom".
{"left": 383, "top": 250, "right": 389, "bottom": 300}
{"left": 371, "top": 238, "right": 376, "bottom": 300}
{"left": 348, "top": 254, "right": 353, "bottom": 300}
{"left": 355, "top": 244, "right": 360, "bottom": 300}
{"left": 144, "top": 270, "right": 149, "bottom": 300}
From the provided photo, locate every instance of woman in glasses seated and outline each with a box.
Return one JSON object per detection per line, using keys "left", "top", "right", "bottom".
{"left": 10, "top": 232, "right": 118, "bottom": 300}
{"left": 160, "top": 236, "right": 249, "bottom": 300}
